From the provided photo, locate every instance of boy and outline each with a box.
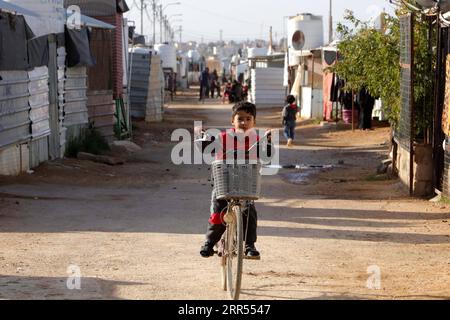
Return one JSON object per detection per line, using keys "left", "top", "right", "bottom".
{"left": 199, "top": 102, "right": 272, "bottom": 260}
{"left": 282, "top": 95, "right": 299, "bottom": 147}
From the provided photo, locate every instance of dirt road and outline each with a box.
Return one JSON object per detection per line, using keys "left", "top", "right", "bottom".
{"left": 1, "top": 89, "right": 450, "bottom": 300}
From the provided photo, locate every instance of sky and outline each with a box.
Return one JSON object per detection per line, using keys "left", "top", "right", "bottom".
{"left": 124, "top": 0, "right": 396, "bottom": 44}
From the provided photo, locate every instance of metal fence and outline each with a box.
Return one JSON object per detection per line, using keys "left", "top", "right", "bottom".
{"left": 397, "top": 14, "right": 414, "bottom": 153}
{"left": 396, "top": 13, "right": 415, "bottom": 196}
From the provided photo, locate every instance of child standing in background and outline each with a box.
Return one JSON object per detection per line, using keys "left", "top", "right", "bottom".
{"left": 282, "top": 95, "right": 299, "bottom": 147}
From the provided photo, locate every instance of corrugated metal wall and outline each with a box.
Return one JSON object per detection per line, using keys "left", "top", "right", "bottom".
{"left": 57, "top": 46, "right": 67, "bottom": 157}
{"left": 29, "top": 67, "right": 51, "bottom": 139}
{"left": 87, "top": 90, "right": 115, "bottom": 142}
{"left": 88, "top": 29, "right": 113, "bottom": 91}
{"left": 0, "top": 67, "right": 52, "bottom": 174}
{"left": 146, "top": 55, "right": 164, "bottom": 122}
{"left": 0, "top": 144, "right": 29, "bottom": 175}
{"left": 250, "top": 68, "right": 285, "bottom": 107}
{"left": 86, "top": 28, "right": 115, "bottom": 141}
{"left": 0, "top": 71, "right": 31, "bottom": 148}
{"left": 64, "top": 67, "right": 89, "bottom": 127}
{"left": 129, "top": 50, "right": 151, "bottom": 118}
{"left": 28, "top": 66, "right": 51, "bottom": 168}
{"left": 95, "top": 14, "right": 124, "bottom": 99}
{"left": 129, "top": 51, "right": 164, "bottom": 121}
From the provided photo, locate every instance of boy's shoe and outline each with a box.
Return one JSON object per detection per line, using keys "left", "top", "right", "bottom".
{"left": 245, "top": 244, "right": 261, "bottom": 260}
{"left": 200, "top": 242, "right": 215, "bottom": 258}
{"left": 287, "top": 138, "right": 293, "bottom": 147}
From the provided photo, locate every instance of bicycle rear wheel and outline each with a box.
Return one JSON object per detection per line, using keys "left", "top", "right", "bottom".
{"left": 219, "top": 238, "right": 227, "bottom": 291}
{"left": 226, "top": 204, "right": 244, "bottom": 300}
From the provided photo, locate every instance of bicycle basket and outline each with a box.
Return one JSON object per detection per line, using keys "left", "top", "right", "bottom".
{"left": 211, "top": 160, "right": 261, "bottom": 200}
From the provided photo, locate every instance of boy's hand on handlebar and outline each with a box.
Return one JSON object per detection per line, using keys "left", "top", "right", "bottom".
{"left": 264, "top": 129, "right": 272, "bottom": 142}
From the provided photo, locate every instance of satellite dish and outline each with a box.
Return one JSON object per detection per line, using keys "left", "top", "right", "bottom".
{"left": 292, "top": 30, "right": 305, "bottom": 50}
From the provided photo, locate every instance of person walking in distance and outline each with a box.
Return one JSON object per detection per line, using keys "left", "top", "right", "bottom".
{"left": 282, "top": 95, "right": 299, "bottom": 147}
{"left": 199, "top": 67, "right": 210, "bottom": 101}
{"left": 210, "top": 69, "right": 219, "bottom": 98}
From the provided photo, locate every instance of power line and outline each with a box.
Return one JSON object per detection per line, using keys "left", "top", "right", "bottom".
{"left": 182, "top": 3, "right": 262, "bottom": 26}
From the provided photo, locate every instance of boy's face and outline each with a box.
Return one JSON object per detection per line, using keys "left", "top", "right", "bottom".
{"left": 232, "top": 111, "right": 255, "bottom": 133}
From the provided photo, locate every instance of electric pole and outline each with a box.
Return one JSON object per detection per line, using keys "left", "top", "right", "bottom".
{"left": 179, "top": 25, "right": 182, "bottom": 44}
{"left": 140, "top": 0, "right": 144, "bottom": 35}
{"left": 152, "top": 0, "right": 156, "bottom": 45}
{"left": 329, "top": 0, "right": 333, "bottom": 44}
{"left": 159, "top": 4, "right": 163, "bottom": 43}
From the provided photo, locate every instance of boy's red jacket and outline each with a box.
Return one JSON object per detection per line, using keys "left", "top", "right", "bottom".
{"left": 198, "top": 128, "right": 272, "bottom": 161}
{"left": 216, "top": 128, "right": 260, "bottom": 161}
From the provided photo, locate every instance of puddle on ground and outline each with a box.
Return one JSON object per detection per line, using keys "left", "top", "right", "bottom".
{"left": 266, "top": 165, "right": 334, "bottom": 185}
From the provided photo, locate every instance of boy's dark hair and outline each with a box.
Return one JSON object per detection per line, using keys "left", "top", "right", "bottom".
{"left": 286, "top": 95, "right": 296, "bottom": 104}
{"left": 232, "top": 102, "right": 256, "bottom": 119}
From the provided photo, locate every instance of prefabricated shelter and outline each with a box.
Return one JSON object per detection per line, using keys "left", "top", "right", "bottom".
{"left": 187, "top": 49, "right": 201, "bottom": 85}
{"left": 321, "top": 44, "right": 340, "bottom": 121}
{"left": 0, "top": 1, "right": 63, "bottom": 175}
{"left": 154, "top": 43, "right": 177, "bottom": 101}
{"left": 128, "top": 47, "right": 164, "bottom": 122}
{"left": 176, "top": 53, "right": 188, "bottom": 89}
{"left": 248, "top": 54, "right": 285, "bottom": 108}
{"left": 64, "top": 0, "right": 131, "bottom": 140}
{"left": 287, "top": 49, "right": 324, "bottom": 119}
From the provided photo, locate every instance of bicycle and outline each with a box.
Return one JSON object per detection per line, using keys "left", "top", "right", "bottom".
{"left": 210, "top": 134, "right": 269, "bottom": 300}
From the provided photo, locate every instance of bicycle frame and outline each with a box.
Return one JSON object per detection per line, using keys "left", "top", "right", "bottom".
{"left": 219, "top": 199, "right": 253, "bottom": 300}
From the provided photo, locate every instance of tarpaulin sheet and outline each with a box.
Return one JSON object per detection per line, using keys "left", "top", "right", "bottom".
{"left": 28, "top": 35, "right": 49, "bottom": 68}
{"left": 0, "top": 12, "right": 34, "bottom": 70}
{"left": 65, "top": 27, "right": 95, "bottom": 67}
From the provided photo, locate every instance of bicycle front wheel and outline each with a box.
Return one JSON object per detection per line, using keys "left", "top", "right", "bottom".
{"left": 226, "top": 204, "right": 244, "bottom": 300}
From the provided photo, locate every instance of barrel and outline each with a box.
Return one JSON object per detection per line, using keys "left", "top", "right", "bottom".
{"left": 342, "top": 109, "right": 359, "bottom": 124}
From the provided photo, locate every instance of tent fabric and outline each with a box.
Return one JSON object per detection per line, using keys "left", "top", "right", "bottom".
{"left": 117, "top": 0, "right": 129, "bottom": 13}
{"left": 80, "top": 14, "right": 115, "bottom": 29}
{"left": 65, "top": 27, "right": 96, "bottom": 67}
{"left": 28, "top": 35, "right": 49, "bottom": 68}
{"left": 64, "top": 0, "right": 129, "bottom": 16}
{"left": 0, "top": 12, "right": 34, "bottom": 70}
{"left": 0, "top": 0, "right": 40, "bottom": 17}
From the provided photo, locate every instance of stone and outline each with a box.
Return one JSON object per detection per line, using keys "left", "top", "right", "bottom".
{"left": 110, "top": 141, "right": 142, "bottom": 154}
{"left": 77, "top": 152, "right": 125, "bottom": 166}
{"left": 377, "top": 159, "right": 392, "bottom": 174}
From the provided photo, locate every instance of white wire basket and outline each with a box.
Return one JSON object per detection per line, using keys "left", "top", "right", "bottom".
{"left": 211, "top": 160, "right": 262, "bottom": 200}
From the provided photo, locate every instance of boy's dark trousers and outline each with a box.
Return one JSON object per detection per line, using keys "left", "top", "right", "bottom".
{"left": 205, "top": 188, "right": 258, "bottom": 247}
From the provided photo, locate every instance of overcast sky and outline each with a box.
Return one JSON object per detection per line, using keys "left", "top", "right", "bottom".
{"left": 125, "top": 0, "right": 396, "bottom": 43}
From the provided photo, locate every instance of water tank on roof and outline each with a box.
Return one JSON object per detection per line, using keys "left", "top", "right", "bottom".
{"left": 247, "top": 47, "right": 268, "bottom": 58}
{"left": 154, "top": 44, "right": 177, "bottom": 71}
{"left": 288, "top": 14, "right": 324, "bottom": 51}
{"left": 187, "top": 50, "right": 201, "bottom": 63}
{"left": 129, "top": 47, "right": 153, "bottom": 55}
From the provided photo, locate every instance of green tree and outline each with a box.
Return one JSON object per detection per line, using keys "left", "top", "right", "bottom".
{"left": 331, "top": 7, "right": 435, "bottom": 141}
{"left": 331, "top": 10, "right": 401, "bottom": 126}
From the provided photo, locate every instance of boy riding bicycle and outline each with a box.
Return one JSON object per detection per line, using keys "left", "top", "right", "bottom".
{"left": 198, "top": 102, "right": 273, "bottom": 260}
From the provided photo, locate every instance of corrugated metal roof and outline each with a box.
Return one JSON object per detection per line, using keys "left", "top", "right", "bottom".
{"left": 80, "top": 14, "right": 115, "bottom": 29}
{"left": 0, "top": 0, "right": 40, "bottom": 17}
{"left": 64, "top": 0, "right": 129, "bottom": 16}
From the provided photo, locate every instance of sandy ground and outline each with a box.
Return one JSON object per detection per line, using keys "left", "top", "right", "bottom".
{"left": 0, "top": 88, "right": 450, "bottom": 300}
